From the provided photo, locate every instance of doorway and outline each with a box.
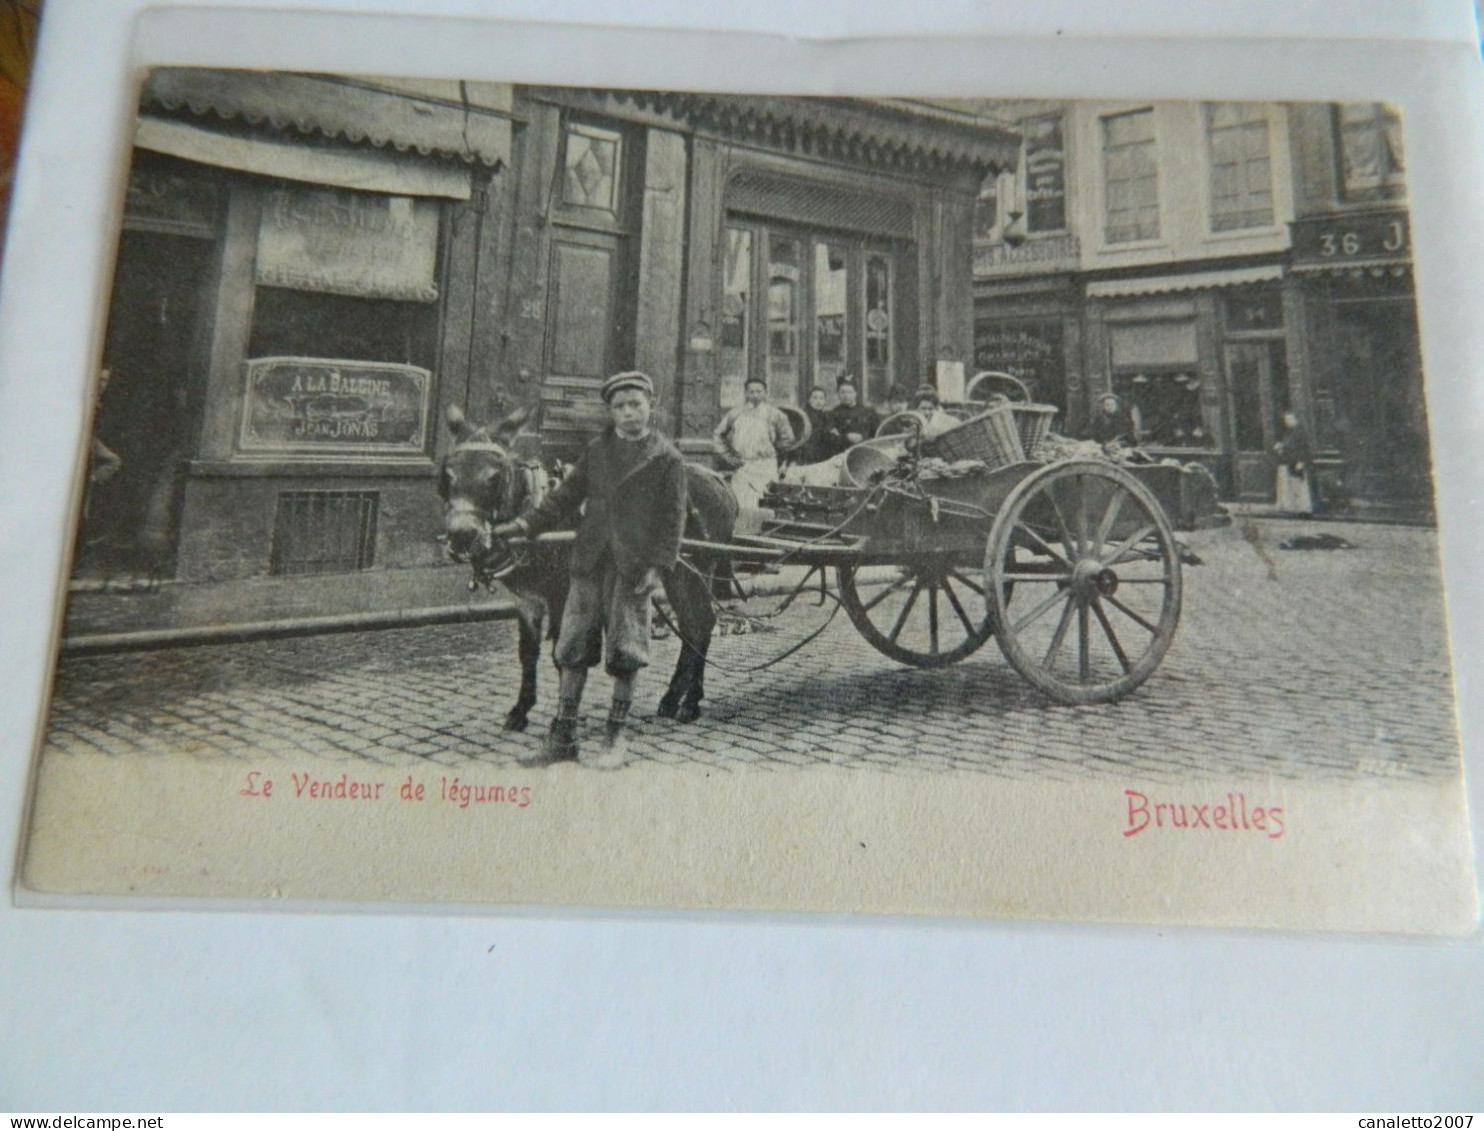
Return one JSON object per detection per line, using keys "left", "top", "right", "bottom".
{"left": 719, "top": 219, "right": 911, "bottom": 409}
{"left": 84, "top": 230, "right": 212, "bottom": 578}
{"left": 1224, "top": 339, "right": 1289, "bottom": 500}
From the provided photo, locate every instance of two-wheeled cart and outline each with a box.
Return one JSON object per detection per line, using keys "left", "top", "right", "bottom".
{"left": 680, "top": 399, "right": 1185, "bottom": 705}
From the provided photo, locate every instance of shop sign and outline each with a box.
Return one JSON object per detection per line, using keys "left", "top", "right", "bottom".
{"left": 239, "top": 357, "right": 431, "bottom": 457}
{"left": 256, "top": 187, "right": 440, "bottom": 302}
{"left": 1291, "top": 210, "right": 1409, "bottom": 266}
{"left": 1023, "top": 116, "right": 1067, "bottom": 233}
{"left": 973, "top": 321, "right": 1065, "bottom": 401}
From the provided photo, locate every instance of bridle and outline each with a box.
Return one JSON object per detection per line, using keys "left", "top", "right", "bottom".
{"left": 442, "top": 438, "right": 551, "bottom": 589}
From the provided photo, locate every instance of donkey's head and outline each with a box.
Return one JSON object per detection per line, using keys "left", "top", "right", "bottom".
{"left": 438, "top": 404, "right": 531, "bottom": 561}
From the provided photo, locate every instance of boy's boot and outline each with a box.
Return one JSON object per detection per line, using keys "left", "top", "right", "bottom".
{"left": 525, "top": 698, "right": 580, "bottom": 765}
{"left": 583, "top": 698, "right": 632, "bottom": 771}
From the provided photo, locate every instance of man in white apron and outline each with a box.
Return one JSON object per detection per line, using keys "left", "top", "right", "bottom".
{"left": 713, "top": 376, "right": 795, "bottom": 510}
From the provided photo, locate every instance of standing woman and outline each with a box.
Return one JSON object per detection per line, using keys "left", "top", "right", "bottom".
{"left": 1274, "top": 410, "right": 1315, "bottom": 515}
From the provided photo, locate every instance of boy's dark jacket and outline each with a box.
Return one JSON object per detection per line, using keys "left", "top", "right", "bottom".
{"left": 519, "top": 428, "right": 687, "bottom": 580}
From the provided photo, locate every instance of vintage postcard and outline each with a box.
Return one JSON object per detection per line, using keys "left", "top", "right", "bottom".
{"left": 16, "top": 67, "right": 1478, "bottom": 932}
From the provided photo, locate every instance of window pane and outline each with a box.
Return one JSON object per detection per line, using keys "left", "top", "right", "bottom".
{"left": 864, "top": 254, "right": 892, "bottom": 403}
{"left": 720, "top": 227, "right": 751, "bottom": 352}
{"left": 814, "top": 242, "right": 848, "bottom": 392}
{"left": 1103, "top": 110, "right": 1159, "bottom": 243}
{"left": 1339, "top": 102, "right": 1406, "bottom": 198}
{"left": 563, "top": 122, "right": 622, "bottom": 211}
{"left": 1207, "top": 103, "right": 1273, "bottom": 231}
{"left": 767, "top": 236, "right": 801, "bottom": 403}
{"left": 1114, "top": 371, "right": 1211, "bottom": 448}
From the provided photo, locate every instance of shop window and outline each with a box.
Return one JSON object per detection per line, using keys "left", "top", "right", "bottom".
{"left": 1102, "top": 109, "right": 1159, "bottom": 244}
{"left": 1109, "top": 319, "right": 1209, "bottom": 448}
{"left": 248, "top": 186, "right": 440, "bottom": 370}
{"left": 249, "top": 288, "right": 436, "bottom": 367}
{"left": 562, "top": 121, "right": 623, "bottom": 213}
{"left": 1114, "top": 371, "right": 1213, "bottom": 449}
{"left": 1337, "top": 103, "right": 1405, "bottom": 201}
{"left": 1206, "top": 103, "right": 1274, "bottom": 232}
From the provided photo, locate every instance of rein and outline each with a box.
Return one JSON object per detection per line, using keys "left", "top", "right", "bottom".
{"left": 448, "top": 439, "right": 553, "bottom": 589}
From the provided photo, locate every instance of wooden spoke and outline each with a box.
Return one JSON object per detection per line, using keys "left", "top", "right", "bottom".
{"left": 1043, "top": 593, "right": 1077, "bottom": 668}
{"left": 886, "top": 579, "right": 925, "bottom": 645}
{"left": 1092, "top": 598, "right": 1133, "bottom": 673}
{"left": 1001, "top": 570, "right": 1074, "bottom": 583}
{"left": 947, "top": 569, "right": 987, "bottom": 597}
{"left": 986, "top": 460, "right": 1182, "bottom": 705}
{"left": 1075, "top": 475, "right": 1090, "bottom": 558}
{"left": 1011, "top": 523, "right": 1073, "bottom": 570}
{"left": 1093, "top": 487, "right": 1128, "bottom": 554}
{"left": 838, "top": 562, "right": 996, "bottom": 669}
{"left": 1013, "top": 584, "right": 1072, "bottom": 634}
{"left": 928, "top": 583, "right": 941, "bottom": 654}
{"left": 1078, "top": 601, "right": 1091, "bottom": 681}
{"left": 1043, "top": 487, "right": 1081, "bottom": 564}
{"left": 1102, "top": 592, "right": 1161, "bottom": 636}
{"left": 1102, "top": 523, "right": 1158, "bottom": 568}
{"left": 860, "top": 570, "right": 914, "bottom": 613}
{"left": 940, "top": 575, "right": 979, "bottom": 636}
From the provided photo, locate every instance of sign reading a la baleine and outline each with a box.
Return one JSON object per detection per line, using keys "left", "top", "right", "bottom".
{"left": 240, "top": 357, "right": 431, "bottom": 457}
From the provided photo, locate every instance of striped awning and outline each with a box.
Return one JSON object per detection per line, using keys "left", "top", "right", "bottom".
{"left": 1086, "top": 264, "right": 1284, "bottom": 299}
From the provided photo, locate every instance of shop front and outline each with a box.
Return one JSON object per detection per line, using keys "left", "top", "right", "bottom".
{"left": 971, "top": 277, "right": 1081, "bottom": 427}
{"left": 92, "top": 70, "right": 512, "bottom": 583}
{"left": 508, "top": 91, "right": 1019, "bottom": 456}
{"left": 1081, "top": 265, "right": 1301, "bottom": 499}
{"left": 1289, "top": 208, "right": 1430, "bottom": 512}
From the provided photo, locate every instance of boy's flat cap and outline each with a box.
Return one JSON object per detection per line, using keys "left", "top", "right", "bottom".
{"left": 601, "top": 371, "right": 654, "bottom": 402}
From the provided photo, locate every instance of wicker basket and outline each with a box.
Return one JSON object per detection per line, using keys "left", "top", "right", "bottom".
{"left": 922, "top": 402, "right": 1025, "bottom": 468}
{"left": 1011, "top": 404, "right": 1059, "bottom": 460}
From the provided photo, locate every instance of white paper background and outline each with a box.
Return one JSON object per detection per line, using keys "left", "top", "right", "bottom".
{"left": 1, "top": 0, "right": 1481, "bottom": 1111}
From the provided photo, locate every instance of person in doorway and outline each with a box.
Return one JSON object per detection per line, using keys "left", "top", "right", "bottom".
{"left": 1088, "top": 392, "right": 1138, "bottom": 450}
{"left": 494, "top": 370, "right": 687, "bottom": 770}
{"left": 1274, "top": 410, "right": 1316, "bottom": 515}
{"left": 885, "top": 385, "right": 912, "bottom": 418}
{"left": 828, "top": 378, "right": 881, "bottom": 455}
{"left": 712, "top": 376, "right": 795, "bottom": 511}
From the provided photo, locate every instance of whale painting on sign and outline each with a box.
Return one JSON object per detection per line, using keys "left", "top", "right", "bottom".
{"left": 17, "top": 67, "right": 1476, "bottom": 935}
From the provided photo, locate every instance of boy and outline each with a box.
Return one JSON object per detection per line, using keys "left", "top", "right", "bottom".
{"left": 494, "top": 371, "right": 686, "bottom": 769}
{"left": 712, "top": 376, "right": 794, "bottom": 510}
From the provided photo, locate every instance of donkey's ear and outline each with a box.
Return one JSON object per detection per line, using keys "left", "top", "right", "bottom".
{"left": 493, "top": 406, "right": 531, "bottom": 447}
{"left": 446, "top": 403, "right": 473, "bottom": 441}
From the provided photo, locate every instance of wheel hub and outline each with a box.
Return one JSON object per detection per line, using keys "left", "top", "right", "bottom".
{"left": 1071, "top": 558, "right": 1119, "bottom": 599}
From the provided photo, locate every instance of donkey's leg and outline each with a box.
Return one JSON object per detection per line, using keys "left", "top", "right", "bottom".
{"left": 505, "top": 593, "right": 545, "bottom": 732}
{"left": 659, "top": 565, "right": 717, "bottom": 724}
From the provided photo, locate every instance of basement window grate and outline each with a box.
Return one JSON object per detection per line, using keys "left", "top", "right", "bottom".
{"left": 270, "top": 491, "right": 379, "bottom": 576}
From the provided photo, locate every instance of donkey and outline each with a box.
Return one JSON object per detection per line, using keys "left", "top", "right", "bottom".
{"left": 438, "top": 404, "right": 739, "bottom": 730}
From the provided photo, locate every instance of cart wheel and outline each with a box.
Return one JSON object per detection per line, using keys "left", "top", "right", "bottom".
{"left": 838, "top": 558, "right": 998, "bottom": 668}
{"left": 985, "top": 460, "right": 1181, "bottom": 704}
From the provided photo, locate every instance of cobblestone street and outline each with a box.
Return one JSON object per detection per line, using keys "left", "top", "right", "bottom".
{"left": 40, "top": 518, "right": 1462, "bottom": 784}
